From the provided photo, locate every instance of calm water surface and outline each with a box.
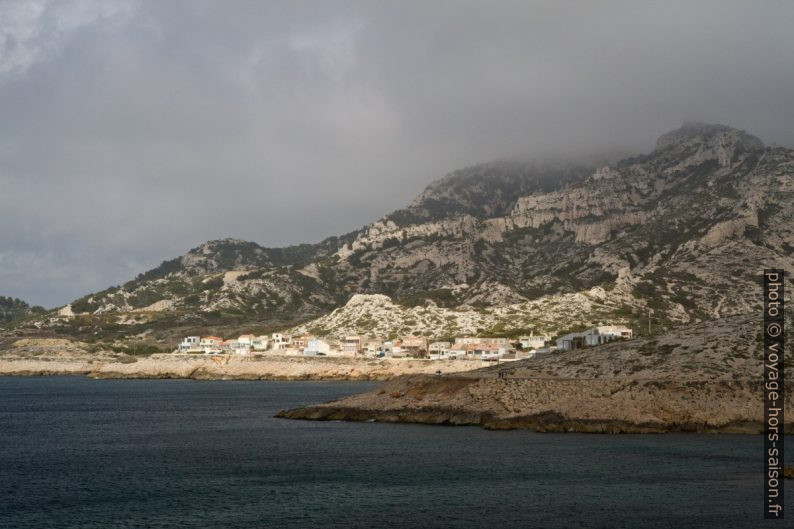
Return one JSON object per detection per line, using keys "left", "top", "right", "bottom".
{"left": 0, "top": 377, "right": 788, "bottom": 528}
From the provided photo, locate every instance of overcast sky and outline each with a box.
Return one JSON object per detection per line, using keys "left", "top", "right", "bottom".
{"left": 1, "top": 0, "right": 793, "bottom": 307}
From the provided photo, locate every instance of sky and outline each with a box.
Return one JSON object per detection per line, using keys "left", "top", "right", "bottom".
{"left": 1, "top": 0, "right": 793, "bottom": 307}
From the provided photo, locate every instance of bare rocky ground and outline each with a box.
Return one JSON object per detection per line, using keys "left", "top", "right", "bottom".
{"left": 0, "top": 339, "right": 483, "bottom": 380}
{"left": 277, "top": 314, "right": 794, "bottom": 433}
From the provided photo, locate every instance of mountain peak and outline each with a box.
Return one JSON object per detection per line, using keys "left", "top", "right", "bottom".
{"left": 181, "top": 239, "right": 270, "bottom": 273}
{"left": 389, "top": 159, "right": 590, "bottom": 225}
{"left": 190, "top": 238, "right": 260, "bottom": 254}
{"left": 654, "top": 122, "right": 764, "bottom": 152}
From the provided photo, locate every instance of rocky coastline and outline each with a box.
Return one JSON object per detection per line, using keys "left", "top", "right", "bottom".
{"left": 276, "top": 374, "right": 794, "bottom": 434}
{"left": 276, "top": 404, "right": 771, "bottom": 434}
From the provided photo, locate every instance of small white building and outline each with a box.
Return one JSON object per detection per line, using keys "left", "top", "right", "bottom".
{"left": 237, "top": 334, "right": 255, "bottom": 346}
{"left": 556, "top": 325, "right": 633, "bottom": 351}
{"left": 429, "top": 342, "right": 451, "bottom": 353}
{"left": 429, "top": 347, "right": 467, "bottom": 360}
{"left": 592, "top": 325, "right": 633, "bottom": 343}
{"left": 519, "top": 333, "right": 549, "bottom": 351}
{"left": 271, "top": 333, "right": 292, "bottom": 350}
{"left": 231, "top": 343, "right": 251, "bottom": 355}
{"left": 557, "top": 331, "right": 586, "bottom": 351}
{"left": 251, "top": 336, "right": 270, "bottom": 351}
{"left": 304, "top": 338, "right": 332, "bottom": 356}
{"left": 179, "top": 336, "right": 201, "bottom": 352}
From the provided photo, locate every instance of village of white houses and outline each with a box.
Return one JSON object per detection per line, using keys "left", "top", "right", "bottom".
{"left": 177, "top": 325, "right": 633, "bottom": 361}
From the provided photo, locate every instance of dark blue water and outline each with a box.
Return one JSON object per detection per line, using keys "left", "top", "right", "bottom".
{"left": 0, "top": 377, "right": 788, "bottom": 528}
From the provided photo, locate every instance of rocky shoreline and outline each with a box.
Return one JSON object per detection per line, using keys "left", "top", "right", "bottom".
{"left": 276, "top": 375, "right": 794, "bottom": 434}
{"left": 276, "top": 405, "right": 769, "bottom": 434}
{"left": 0, "top": 346, "right": 485, "bottom": 381}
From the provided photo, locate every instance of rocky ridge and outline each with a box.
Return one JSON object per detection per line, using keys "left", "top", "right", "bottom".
{"left": 5, "top": 122, "right": 793, "bottom": 347}
{"left": 289, "top": 285, "right": 640, "bottom": 340}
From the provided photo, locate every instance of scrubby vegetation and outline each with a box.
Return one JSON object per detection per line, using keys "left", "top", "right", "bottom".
{"left": 0, "top": 296, "right": 45, "bottom": 324}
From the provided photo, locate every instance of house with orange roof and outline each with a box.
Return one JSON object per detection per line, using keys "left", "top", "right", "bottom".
{"left": 200, "top": 336, "right": 222, "bottom": 346}
{"left": 291, "top": 334, "right": 314, "bottom": 352}
{"left": 199, "top": 335, "right": 223, "bottom": 354}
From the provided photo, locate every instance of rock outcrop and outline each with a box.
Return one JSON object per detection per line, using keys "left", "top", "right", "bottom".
{"left": 277, "top": 314, "right": 794, "bottom": 433}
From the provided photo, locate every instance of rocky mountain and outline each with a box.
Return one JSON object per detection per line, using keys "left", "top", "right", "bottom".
{"left": 385, "top": 160, "right": 589, "bottom": 224}
{"left": 9, "top": 122, "right": 793, "bottom": 346}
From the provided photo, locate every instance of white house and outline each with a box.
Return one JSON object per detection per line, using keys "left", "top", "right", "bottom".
{"left": 304, "top": 338, "right": 332, "bottom": 356}
{"left": 429, "top": 342, "right": 451, "bottom": 353}
{"left": 519, "top": 333, "right": 549, "bottom": 351}
{"left": 271, "top": 333, "right": 292, "bottom": 350}
{"left": 231, "top": 343, "right": 251, "bottom": 355}
{"left": 590, "top": 325, "right": 633, "bottom": 343}
{"left": 237, "top": 334, "right": 255, "bottom": 346}
{"left": 251, "top": 336, "right": 270, "bottom": 351}
{"left": 557, "top": 331, "right": 586, "bottom": 351}
{"left": 556, "top": 325, "right": 633, "bottom": 351}
{"left": 429, "top": 346, "right": 467, "bottom": 360}
{"left": 179, "top": 336, "right": 201, "bottom": 352}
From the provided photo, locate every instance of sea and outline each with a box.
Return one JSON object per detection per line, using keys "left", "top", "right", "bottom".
{"left": 0, "top": 377, "right": 788, "bottom": 528}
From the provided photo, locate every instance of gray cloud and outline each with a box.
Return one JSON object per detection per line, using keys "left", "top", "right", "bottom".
{"left": 1, "top": 0, "right": 793, "bottom": 307}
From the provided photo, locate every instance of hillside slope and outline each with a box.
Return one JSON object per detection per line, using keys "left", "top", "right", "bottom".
{"left": 7, "top": 122, "right": 793, "bottom": 346}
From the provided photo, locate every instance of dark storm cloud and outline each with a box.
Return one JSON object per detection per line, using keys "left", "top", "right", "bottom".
{"left": 1, "top": 0, "right": 793, "bottom": 306}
